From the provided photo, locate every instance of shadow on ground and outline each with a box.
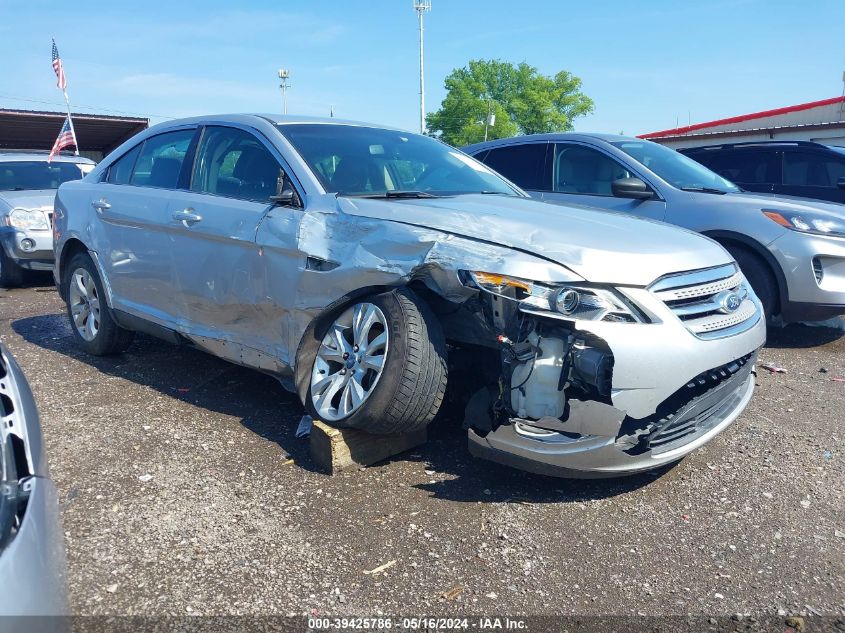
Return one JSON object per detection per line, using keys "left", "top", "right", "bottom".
{"left": 766, "top": 319, "right": 845, "bottom": 349}
{"left": 14, "top": 312, "right": 673, "bottom": 505}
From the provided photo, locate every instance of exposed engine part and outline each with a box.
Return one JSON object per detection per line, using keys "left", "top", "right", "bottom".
{"left": 571, "top": 343, "right": 613, "bottom": 396}
{"left": 509, "top": 331, "right": 568, "bottom": 420}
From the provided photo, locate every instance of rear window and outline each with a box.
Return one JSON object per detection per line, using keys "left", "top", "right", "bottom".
{"left": 129, "top": 129, "right": 195, "bottom": 189}
{"left": 480, "top": 144, "right": 547, "bottom": 191}
{"left": 0, "top": 161, "right": 88, "bottom": 191}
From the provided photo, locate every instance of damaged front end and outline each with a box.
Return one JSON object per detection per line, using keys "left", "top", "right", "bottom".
{"left": 457, "top": 267, "right": 764, "bottom": 478}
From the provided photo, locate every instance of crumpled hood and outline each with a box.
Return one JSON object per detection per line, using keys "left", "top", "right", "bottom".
{"left": 0, "top": 189, "right": 56, "bottom": 212}
{"left": 337, "top": 194, "right": 731, "bottom": 286}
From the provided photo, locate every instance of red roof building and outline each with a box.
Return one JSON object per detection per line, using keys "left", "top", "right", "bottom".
{"left": 639, "top": 96, "right": 845, "bottom": 149}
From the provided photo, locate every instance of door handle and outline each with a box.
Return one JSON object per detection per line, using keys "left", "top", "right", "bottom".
{"left": 172, "top": 208, "right": 203, "bottom": 226}
{"left": 91, "top": 198, "right": 111, "bottom": 212}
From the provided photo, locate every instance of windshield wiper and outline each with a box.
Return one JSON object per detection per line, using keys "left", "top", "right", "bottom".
{"left": 680, "top": 186, "right": 729, "bottom": 195}
{"left": 341, "top": 190, "right": 439, "bottom": 199}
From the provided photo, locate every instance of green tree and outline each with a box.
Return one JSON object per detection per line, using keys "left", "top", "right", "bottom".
{"left": 426, "top": 59, "right": 594, "bottom": 146}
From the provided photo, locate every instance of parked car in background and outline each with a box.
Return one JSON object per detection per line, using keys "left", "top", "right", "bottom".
{"left": 681, "top": 140, "right": 845, "bottom": 204}
{"left": 53, "top": 115, "right": 764, "bottom": 478}
{"left": 0, "top": 151, "right": 95, "bottom": 287}
{"left": 0, "top": 345, "right": 68, "bottom": 615}
{"left": 465, "top": 134, "right": 845, "bottom": 322}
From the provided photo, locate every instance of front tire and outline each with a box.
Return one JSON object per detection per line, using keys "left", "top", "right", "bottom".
{"left": 63, "top": 252, "right": 134, "bottom": 355}
{"left": 303, "top": 288, "right": 448, "bottom": 435}
{"left": 725, "top": 245, "right": 778, "bottom": 320}
{"left": 0, "top": 248, "right": 24, "bottom": 288}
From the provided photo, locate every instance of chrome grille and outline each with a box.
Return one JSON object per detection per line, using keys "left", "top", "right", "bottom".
{"left": 650, "top": 263, "right": 760, "bottom": 339}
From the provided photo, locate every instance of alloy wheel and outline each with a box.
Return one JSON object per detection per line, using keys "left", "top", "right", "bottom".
{"left": 68, "top": 268, "right": 101, "bottom": 342}
{"left": 310, "top": 302, "right": 389, "bottom": 421}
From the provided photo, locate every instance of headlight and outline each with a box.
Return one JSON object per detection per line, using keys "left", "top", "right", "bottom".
{"left": 464, "top": 271, "right": 643, "bottom": 323}
{"left": 7, "top": 207, "right": 50, "bottom": 231}
{"left": 763, "top": 209, "right": 845, "bottom": 238}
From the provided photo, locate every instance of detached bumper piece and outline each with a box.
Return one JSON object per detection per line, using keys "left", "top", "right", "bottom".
{"left": 468, "top": 352, "right": 758, "bottom": 478}
{"left": 622, "top": 351, "right": 757, "bottom": 455}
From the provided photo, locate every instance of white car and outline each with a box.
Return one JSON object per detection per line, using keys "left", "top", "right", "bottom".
{"left": 0, "top": 151, "right": 95, "bottom": 287}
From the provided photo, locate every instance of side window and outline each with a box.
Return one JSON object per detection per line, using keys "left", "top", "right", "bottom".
{"left": 699, "top": 150, "right": 780, "bottom": 185}
{"left": 783, "top": 151, "right": 845, "bottom": 187}
{"left": 192, "top": 126, "right": 283, "bottom": 203}
{"left": 554, "top": 144, "right": 632, "bottom": 196}
{"left": 480, "top": 144, "right": 547, "bottom": 191}
{"left": 106, "top": 144, "right": 142, "bottom": 185}
{"left": 130, "top": 129, "right": 195, "bottom": 189}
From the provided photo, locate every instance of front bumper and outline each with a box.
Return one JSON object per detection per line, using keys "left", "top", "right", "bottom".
{"left": 768, "top": 231, "right": 845, "bottom": 320}
{"left": 470, "top": 354, "right": 756, "bottom": 478}
{"left": 467, "top": 285, "right": 766, "bottom": 478}
{"left": 0, "top": 227, "right": 54, "bottom": 270}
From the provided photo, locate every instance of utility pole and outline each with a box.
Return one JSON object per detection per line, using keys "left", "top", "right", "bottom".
{"left": 278, "top": 69, "right": 290, "bottom": 115}
{"left": 413, "top": 0, "right": 431, "bottom": 134}
{"left": 483, "top": 99, "right": 495, "bottom": 142}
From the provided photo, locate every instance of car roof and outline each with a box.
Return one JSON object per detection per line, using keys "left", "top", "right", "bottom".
{"left": 681, "top": 140, "right": 829, "bottom": 152}
{"left": 0, "top": 151, "right": 96, "bottom": 164}
{"left": 144, "top": 113, "right": 407, "bottom": 134}
{"left": 463, "top": 132, "right": 639, "bottom": 154}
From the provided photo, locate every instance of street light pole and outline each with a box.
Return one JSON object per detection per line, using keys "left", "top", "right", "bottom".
{"left": 413, "top": 1, "right": 431, "bottom": 134}
{"left": 278, "top": 69, "right": 290, "bottom": 115}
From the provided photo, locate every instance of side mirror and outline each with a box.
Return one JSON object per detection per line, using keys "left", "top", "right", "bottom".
{"left": 611, "top": 177, "right": 654, "bottom": 200}
{"left": 270, "top": 172, "right": 302, "bottom": 208}
{"left": 837, "top": 177, "right": 845, "bottom": 191}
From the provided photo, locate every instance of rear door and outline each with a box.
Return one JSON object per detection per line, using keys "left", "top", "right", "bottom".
{"left": 167, "top": 124, "right": 304, "bottom": 359}
{"left": 91, "top": 127, "right": 197, "bottom": 324}
{"left": 775, "top": 149, "right": 845, "bottom": 203}
{"left": 476, "top": 142, "right": 550, "bottom": 198}
{"left": 543, "top": 142, "right": 667, "bottom": 221}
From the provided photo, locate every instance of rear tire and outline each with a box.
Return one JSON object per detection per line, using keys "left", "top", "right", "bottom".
{"left": 63, "top": 252, "right": 135, "bottom": 355}
{"left": 0, "top": 248, "right": 24, "bottom": 288}
{"left": 725, "top": 245, "right": 778, "bottom": 320}
{"left": 302, "top": 288, "right": 448, "bottom": 435}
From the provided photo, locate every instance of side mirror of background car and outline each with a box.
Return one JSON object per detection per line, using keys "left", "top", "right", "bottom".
{"left": 837, "top": 177, "right": 845, "bottom": 191}
{"left": 611, "top": 177, "right": 654, "bottom": 200}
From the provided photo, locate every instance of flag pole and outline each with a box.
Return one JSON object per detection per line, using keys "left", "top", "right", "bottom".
{"left": 52, "top": 37, "right": 79, "bottom": 156}
{"left": 61, "top": 87, "right": 79, "bottom": 156}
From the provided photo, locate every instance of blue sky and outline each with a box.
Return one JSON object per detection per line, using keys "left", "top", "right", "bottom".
{"left": 1, "top": 0, "right": 844, "bottom": 136}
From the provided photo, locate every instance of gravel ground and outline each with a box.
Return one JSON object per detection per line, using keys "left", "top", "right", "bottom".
{"left": 1, "top": 279, "right": 843, "bottom": 618}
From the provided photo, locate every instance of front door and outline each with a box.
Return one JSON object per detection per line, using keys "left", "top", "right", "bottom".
{"left": 167, "top": 125, "right": 304, "bottom": 366}
{"left": 543, "top": 143, "right": 667, "bottom": 221}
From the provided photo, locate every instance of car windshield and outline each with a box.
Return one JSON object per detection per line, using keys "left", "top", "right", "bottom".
{"left": 0, "top": 160, "right": 89, "bottom": 191}
{"left": 278, "top": 123, "right": 517, "bottom": 197}
{"left": 611, "top": 140, "right": 740, "bottom": 193}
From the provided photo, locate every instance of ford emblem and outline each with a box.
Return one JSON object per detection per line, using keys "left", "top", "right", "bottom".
{"left": 718, "top": 291, "right": 742, "bottom": 314}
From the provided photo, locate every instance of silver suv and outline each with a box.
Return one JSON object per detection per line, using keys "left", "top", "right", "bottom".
{"left": 0, "top": 151, "right": 95, "bottom": 287}
{"left": 465, "top": 134, "right": 845, "bottom": 323}
{"left": 54, "top": 115, "right": 764, "bottom": 477}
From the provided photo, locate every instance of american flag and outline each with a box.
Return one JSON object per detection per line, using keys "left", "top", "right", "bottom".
{"left": 48, "top": 118, "right": 76, "bottom": 162}
{"left": 52, "top": 39, "right": 67, "bottom": 91}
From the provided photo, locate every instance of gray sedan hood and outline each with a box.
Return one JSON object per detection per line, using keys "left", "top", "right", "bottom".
{"left": 337, "top": 194, "right": 731, "bottom": 286}
{"left": 730, "top": 191, "right": 845, "bottom": 218}
{"left": 0, "top": 189, "right": 56, "bottom": 211}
